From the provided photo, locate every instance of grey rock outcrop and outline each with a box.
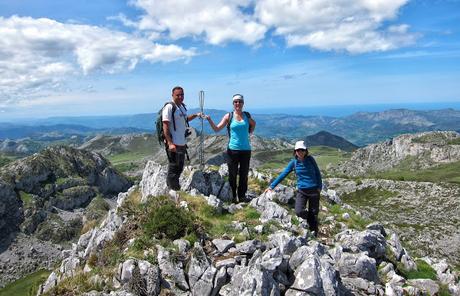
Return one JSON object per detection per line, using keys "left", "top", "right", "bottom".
{"left": 287, "top": 254, "right": 339, "bottom": 296}
{"left": 327, "top": 177, "right": 460, "bottom": 267}
{"left": 157, "top": 245, "right": 189, "bottom": 291}
{"left": 0, "top": 179, "right": 22, "bottom": 238}
{"left": 333, "top": 131, "right": 460, "bottom": 176}
{"left": 0, "top": 146, "right": 131, "bottom": 239}
{"left": 140, "top": 162, "right": 168, "bottom": 201}
{"left": 250, "top": 193, "right": 292, "bottom": 227}
{"left": 140, "top": 162, "right": 233, "bottom": 202}
{"left": 335, "top": 229, "right": 386, "bottom": 260}
{"left": 182, "top": 168, "right": 232, "bottom": 202}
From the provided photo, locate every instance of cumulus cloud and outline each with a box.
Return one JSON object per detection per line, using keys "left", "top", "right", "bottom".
{"left": 126, "top": 0, "right": 416, "bottom": 53}
{"left": 0, "top": 15, "right": 196, "bottom": 103}
{"left": 254, "top": 0, "right": 416, "bottom": 53}
{"left": 128, "top": 0, "right": 267, "bottom": 45}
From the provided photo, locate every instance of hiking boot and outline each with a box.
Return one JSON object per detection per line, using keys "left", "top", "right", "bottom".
{"left": 300, "top": 220, "right": 310, "bottom": 229}
{"left": 168, "top": 190, "right": 180, "bottom": 202}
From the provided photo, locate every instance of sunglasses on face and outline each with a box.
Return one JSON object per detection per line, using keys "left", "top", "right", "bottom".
{"left": 295, "top": 149, "right": 307, "bottom": 152}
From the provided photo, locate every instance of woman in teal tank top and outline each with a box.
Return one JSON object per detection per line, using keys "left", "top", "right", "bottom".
{"left": 206, "top": 94, "right": 256, "bottom": 202}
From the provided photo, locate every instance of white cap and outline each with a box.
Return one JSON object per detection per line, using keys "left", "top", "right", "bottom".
{"left": 294, "top": 140, "right": 307, "bottom": 150}
{"left": 232, "top": 94, "right": 244, "bottom": 102}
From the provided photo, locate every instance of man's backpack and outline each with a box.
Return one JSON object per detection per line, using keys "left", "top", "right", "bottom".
{"left": 226, "top": 111, "right": 252, "bottom": 137}
{"left": 155, "top": 102, "right": 188, "bottom": 145}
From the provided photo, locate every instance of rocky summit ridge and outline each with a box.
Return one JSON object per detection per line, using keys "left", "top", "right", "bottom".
{"left": 35, "top": 161, "right": 460, "bottom": 296}
{"left": 332, "top": 131, "right": 460, "bottom": 176}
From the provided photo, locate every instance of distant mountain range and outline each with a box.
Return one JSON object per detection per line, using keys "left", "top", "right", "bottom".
{"left": 2, "top": 108, "right": 459, "bottom": 146}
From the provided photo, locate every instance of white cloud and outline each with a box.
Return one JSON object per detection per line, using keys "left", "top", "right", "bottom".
{"left": 126, "top": 0, "right": 416, "bottom": 53}
{"left": 0, "top": 15, "right": 196, "bottom": 104}
{"left": 254, "top": 0, "right": 416, "bottom": 53}
{"left": 128, "top": 0, "right": 267, "bottom": 45}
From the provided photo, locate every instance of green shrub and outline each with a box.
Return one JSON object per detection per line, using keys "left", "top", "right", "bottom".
{"left": 0, "top": 156, "right": 13, "bottom": 167}
{"left": 447, "top": 138, "right": 460, "bottom": 145}
{"left": 19, "top": 191, "right": 34, "bottom": 208}
{"left": 145, "top": 203, "right": 192, "bottom": 240}
{"left": 144, "top": 197, "right": 196, "bottom": 240}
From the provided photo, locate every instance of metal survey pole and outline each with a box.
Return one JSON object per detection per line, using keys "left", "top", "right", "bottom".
{"left": 199, "top": 90, "right": 205, "bottom": 170}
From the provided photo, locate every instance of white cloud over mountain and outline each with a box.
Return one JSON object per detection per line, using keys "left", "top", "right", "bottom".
{"left": 128, "top": 0, "right": 267, "bottom": 45}
{"left": 0, "top": 16, "right": 196, "bottom": 104}
{"left": 128, "top": 0, "right": 416, "bottom": 52}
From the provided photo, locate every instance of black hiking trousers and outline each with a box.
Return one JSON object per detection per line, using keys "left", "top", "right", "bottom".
{"left": 166, "top": 145, "right": 186, "bottom": 190}
{"left": 227, "top": 149, "right": 251, "bottom": 202}
{"left": 295, "top": 188, "right": 320, "bottom": 235}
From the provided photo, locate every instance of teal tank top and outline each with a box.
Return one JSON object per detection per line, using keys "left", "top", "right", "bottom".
{"left": 228, "top": 113, "right": 251, "bottom": 150}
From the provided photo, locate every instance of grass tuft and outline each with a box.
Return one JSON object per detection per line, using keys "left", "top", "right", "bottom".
{"left": 398, "top": 259, "right": 437, "bottom": 280}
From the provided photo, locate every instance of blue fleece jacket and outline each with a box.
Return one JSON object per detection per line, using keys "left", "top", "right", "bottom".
{"left": 269, "top": 156, "right": 322, "bottom": 190}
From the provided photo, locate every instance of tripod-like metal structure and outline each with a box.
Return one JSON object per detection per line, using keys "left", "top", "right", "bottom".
{"left": 199, "top": 90, "right": 205, "bottom": 170}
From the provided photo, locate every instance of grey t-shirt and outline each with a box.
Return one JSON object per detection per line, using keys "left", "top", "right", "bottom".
{"left": 162, "top": 102, "right": 187, "bottom": 146}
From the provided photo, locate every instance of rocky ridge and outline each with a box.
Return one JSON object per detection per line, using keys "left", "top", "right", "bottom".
{"left": 37, "top": 162, "right": 460, "bottom": 296}
{"left": 0, "top": 146, "right": 131, "bottom": 287}
{"left": 332, "top": 131, "right": 460, "bottom": 176}
{"left": 325, "top": 177, "right": 460, "bottom": 267}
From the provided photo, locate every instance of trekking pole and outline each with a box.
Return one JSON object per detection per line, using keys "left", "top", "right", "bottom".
{"left": 199, "top": 90, "right": 205, "bottom": 170}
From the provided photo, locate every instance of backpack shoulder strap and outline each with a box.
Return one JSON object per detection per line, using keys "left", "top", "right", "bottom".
{"left": 163, "top": 102, "right": 177, "bottom": 131}
{"left": 226, "top": 112, "right": 233, "bottom": 137}
{"left": 244, "top": 111, "right": 252, "bottom": 132}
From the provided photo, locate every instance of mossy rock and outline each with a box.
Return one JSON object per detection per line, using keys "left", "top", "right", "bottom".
{"left": 85, "top": 196, "right": 110, "bottom": 221}
{"left": 35, "top": 214, "right": 82, "bottom": 243}
{"left": 20, "top": 207, "right": 47, "bottom": 234}
{"left": 55, "top": 177, "right": 87, "bottom": 191}
{"left": 51, "top": 185, "right": 96, "bottom": 210}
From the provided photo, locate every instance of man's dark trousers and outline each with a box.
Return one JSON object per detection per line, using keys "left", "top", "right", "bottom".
{"left": 166, "top": 145, "right": 186, "bottom": 190}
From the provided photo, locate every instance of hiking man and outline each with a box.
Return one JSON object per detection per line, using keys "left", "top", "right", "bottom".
{"left": 162, "top": 86, "right": 201, "bottom": 190}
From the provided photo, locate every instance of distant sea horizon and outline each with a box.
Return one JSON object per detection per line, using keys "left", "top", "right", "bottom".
{"left": 3, "top": 101, "right": 460, "bottom": 123}
{"left": 250, "top": 101, "right": 460, "bottom": 117}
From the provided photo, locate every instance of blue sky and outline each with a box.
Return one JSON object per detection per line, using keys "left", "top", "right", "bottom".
{"left": 0, "top": 0, "right": 459, "bottom": 120}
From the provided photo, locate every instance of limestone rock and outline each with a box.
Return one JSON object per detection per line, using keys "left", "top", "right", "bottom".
{"left": 157, "top": 245, "right": 189, "bottom": 291}
{"left": 335, "top": 229, "right": 386, "bottom": 260}
{"left": 140, "top": 162, "right": 168, "bottom": 201}
{"left": 337, "top": 252, "right": 379, "bottom": 283}
{"left": 407, "top": 279, "right": 439, "bottom": 295}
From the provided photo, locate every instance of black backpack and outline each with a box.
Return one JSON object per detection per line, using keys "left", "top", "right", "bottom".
{"left": 226, "top": 111, "right": 252, "bottom": 137}
{"left": 155, "top": 102, "right": 188, "bottom": 145}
